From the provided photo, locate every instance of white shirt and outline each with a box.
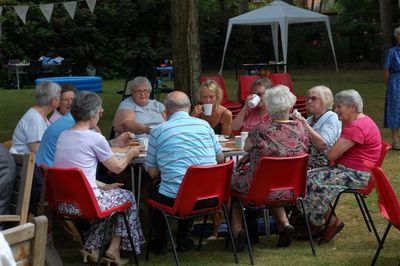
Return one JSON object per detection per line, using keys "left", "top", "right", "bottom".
{"left": 0, "top": 232, "right": 16, "bottom": 266}
{"left": 10, "top": 107, "right": 49, "bottom": 154}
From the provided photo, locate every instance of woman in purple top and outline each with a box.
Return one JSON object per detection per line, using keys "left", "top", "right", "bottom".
{"left": 231, "top": 85, "right": 309, "bottom": 250}
{"left": 54, "top": 92, "right": 144, "bottom": 265}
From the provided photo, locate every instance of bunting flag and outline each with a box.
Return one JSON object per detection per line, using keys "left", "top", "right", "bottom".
{"left": 63, "top": 1, "right": 77, "bottom": 19}
{"left": 13, "top": 5, "right": 29, "bottom": 24}
{"left": 39, "top": 3, "right": 54, "bottom": 22}
{"left": 85, "top": 0, "right": 96, "bottom": 13}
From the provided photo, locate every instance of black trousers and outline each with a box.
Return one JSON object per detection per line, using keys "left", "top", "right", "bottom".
{"left": 149, "top": 185, "right": 193, "bottom": 248}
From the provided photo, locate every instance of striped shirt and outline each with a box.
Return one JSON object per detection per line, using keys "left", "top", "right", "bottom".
{"left": 145, "top": 111, "right": 222, "bottom": 198}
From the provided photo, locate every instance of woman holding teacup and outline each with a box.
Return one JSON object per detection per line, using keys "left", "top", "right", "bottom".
{"left": 232, "top": 77, "right": 273, "bottom": 132}
{"left": 190, "top": 80, "right": 232, "bottom": 135}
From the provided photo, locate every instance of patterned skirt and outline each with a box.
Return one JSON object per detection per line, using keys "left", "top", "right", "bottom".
{"left": 302, "top": 164, "right": 370, "bottom": 226}
{"left": 83, "top": 188, "right": 145, "bottom": 253}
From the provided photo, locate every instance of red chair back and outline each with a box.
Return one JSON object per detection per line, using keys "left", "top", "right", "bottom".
{"left": 238, "top": 75, "right": 261, "bottom": 103}
{"left": 357, "top": 141, "right": 391, "bottom": 195}
{"left": 244, "top": 154, "right": 308, "bottom": 206}
{"left": 170, "top": 160, "right": 234, "bottom": 218}
{"left": 365, "top": 163, "right": 400, "bottom": 229}
{"left": 269, "top": 73, "right": 295, "bottom": 93}
{"left": 42, "top": 167, "right": 110, "bottom": 220}
{"left": 199, "top": 75, "right": 229, "bottom": 103}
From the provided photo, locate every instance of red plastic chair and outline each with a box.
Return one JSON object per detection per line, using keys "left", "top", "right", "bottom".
{"left": 364, "top": 162, "right": 400, "bottom": 265}
{"left": 269, "top": 73, "right": 307, "bottom": 116}
{"left": 237, "top": 75, "right": 261, "bottom": 103}
{"left": 146, "top": 160, "right": 237, "bottom": 266}
{"left": 231, "top": 154, "right": 315, "bottom": 265}
{"left": 41, "top": 166, "right": 138, "bottom": 265}
{"left": 199, "top": 75, "right": 242, "bottom": 114}
{"left": 323, "top": 141, "right": 391, "bottom": 244}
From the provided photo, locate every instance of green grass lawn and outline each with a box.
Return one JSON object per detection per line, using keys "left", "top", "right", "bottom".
{"left": 1, "top": 69, "right": 399, "bottom": 265}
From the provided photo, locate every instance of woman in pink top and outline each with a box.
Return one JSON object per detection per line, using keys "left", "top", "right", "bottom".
{"left": 49, "top": 84, "right": 76, "bottom": 123}
{"left": 231, "top": 78, "right": 273, "bottom": 133}
{"left": 303, "top": 89, "right": 381, "bottom": 243}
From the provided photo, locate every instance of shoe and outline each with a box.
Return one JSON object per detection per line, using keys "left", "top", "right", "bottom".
{"left": 176, "top": 237, "right": 195, "bottom": 252}
{"left": 392, "top": 143, "right": 400, "bottom": 151}
{"left": 321, "top": 219, "right": 345, "bottom": 244}
{"left": 102, "top": 252, "right": 129, "bottom": 266}
{"left": 277, "top": 225, "right": 295, "bottom": 247}
{"left": 234, "top": 229, "right": 246, "bottom": 252}
{"left": 80, "top": 249, "right": 99, "bottom": 264}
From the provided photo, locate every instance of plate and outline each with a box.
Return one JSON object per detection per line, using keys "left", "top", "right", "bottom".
{"left": 218, "top": 135, "right": 229, "bottom": 142}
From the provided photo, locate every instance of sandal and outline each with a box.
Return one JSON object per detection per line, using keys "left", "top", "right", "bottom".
{"left": 392, "top": 143, "right": 400, "bottom": 150}
{"left": 80, "top": 249, "right": 99, "bottom": 264}
{"left": 102, "top": 252, "right": 129, "bottom": 266}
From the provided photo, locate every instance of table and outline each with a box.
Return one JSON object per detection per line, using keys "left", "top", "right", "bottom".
{"left": 128, "top": 139, "right": 246, "bottom": 215}
{"left": 235, "top": 62, "right": 287, "bottom": 80}
{"left": 6, "top": 63, "right": 29, "bottom": 90}
{"left": 155, "top": 66, "right": 174, "bottom": 80}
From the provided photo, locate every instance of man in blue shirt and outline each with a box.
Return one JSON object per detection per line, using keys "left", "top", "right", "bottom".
{"left": 145, "top": 91, "right": 224, "bottom": 254}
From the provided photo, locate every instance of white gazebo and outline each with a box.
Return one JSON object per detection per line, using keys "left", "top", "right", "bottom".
{"left": 219, "top": 0, "right": 338, "bottom": 73}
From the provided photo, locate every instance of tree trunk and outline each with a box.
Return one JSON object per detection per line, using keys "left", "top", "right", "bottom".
{"left": 379, "top": 0, "right": 393, "bottom": 54}
{"left": 239, "top": 0, "right": 249, "bottom": 14}
{"left": 171, "top": 0, "right": 201, "bottom": 101}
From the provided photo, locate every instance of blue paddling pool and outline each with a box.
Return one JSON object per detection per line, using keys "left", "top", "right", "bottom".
{"left": 35, "top": 76, "right": 103, "bottom": 93}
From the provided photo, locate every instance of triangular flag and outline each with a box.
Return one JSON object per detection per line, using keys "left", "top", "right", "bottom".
{"left": 39, "top": 3, "right": 54, "bottom": 23}
{"left": 63, "top": 1, "right": 77, "bottom": 19}
{"left": 13, "top": 5, "right": 29, "bottom": 24}
{"left": 85, "top": 0, "right": 97, "bottom": 13}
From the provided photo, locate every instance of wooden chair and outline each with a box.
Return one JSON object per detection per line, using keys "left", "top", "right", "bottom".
{"left": 0, "top": 153, "right": 35, "bottom": 226}
{"left": 2, "top": 215, "right": 48, "bottom": 266}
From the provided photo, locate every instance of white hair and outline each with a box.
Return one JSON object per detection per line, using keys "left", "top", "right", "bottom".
{"left": 334, "top": 89, "right": 363, "bottom": 113}
{"left": 35, "top": 81, "right": 61, "bottom": 106}
{"left": 394, "top": 26, "right": 400, "bottom": 37}
{"left": 264, "top": 85, "right": 296, "bottom": 120}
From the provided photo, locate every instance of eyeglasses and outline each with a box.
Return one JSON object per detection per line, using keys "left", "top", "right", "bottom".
{"left": 134, "top": 89, "right": 150, "bottom": 95}
{"left": 307, "top": 96, "right": 320, "bottom": 102}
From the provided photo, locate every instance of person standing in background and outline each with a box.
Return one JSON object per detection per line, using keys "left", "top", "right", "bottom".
{"left": 383, "top": 26, "right": 400, "bottom": 150}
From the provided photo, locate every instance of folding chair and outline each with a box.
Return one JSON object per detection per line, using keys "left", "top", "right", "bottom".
{"left": 237, "top": 75, "right": 261, "bottom": 104}
{"left": 146, "top": 160, "right": 238, "bottom": 266}
{"left": 322, "top": 141, "right": 391, "bottom": 244}
{"left": 231, "top": 154, "right": 315, "bottom": 265}
{"left": 41, "top": 166, "right": 139, "bottom": 266}
{"left": 200, "top": 75, "right": 242, "bottom": 115}
{"left": 364, "top": 162, "right": 400, "bottom": 265}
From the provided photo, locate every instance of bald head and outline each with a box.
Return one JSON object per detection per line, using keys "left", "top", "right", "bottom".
{"left": 164, "top": 91, "right": 191, "bottom": 116}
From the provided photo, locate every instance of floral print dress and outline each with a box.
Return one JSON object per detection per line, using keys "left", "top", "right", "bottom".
{"left": 231, "top": 120, "right": 309, "bottom": 194}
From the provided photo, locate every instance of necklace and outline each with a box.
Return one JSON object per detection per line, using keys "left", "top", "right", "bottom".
{"left": 310, "top": 110, "right": 328, "bottom": 127}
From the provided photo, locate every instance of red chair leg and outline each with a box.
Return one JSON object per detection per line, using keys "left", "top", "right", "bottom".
{"left": 298, "top": 198, "right": 316, "bottom": 255}
{"left": 98, "top": 214, "right": 114, "bottom": 266}
{"left": 198, "top": 215, "right": 209, "bottom": 250}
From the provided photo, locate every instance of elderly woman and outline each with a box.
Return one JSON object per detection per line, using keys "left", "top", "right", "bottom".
{"left": 49, "top": 84, "right": 76, "bottom": 123}
{"left": 54, "top": 92, "right": 145, "bottom": 264}
{"left": 293, "top": 86, "right": 341, "bottom": 169}
{"left": 231, "top": 85, "right": 309, "bottom": 250}
{"left": 383, "top": 26, "right": 400, "bottom": 150}
{"left": 190, "top": 80, "right": 232, "bottom": 135}
{"left": 10, "top": 81, "right": 61, "bottom": 154}
{"left": 303, "top": 89, "right": 381, "bottom": 243}
{"left": 113, "top": 77, "right": 166, "bottom": 138}
{"left": 232, "top": 77, "right": 273, "bottom": 132}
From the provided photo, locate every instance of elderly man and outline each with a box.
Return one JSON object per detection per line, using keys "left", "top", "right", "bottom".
{"left": 113, "top": 76, "right": 166, "bottom": 138}
{"left": 145, "top": 91, "right": 224, "bottom": 254}
{"left": 10, "top": 81, "right": 61, "bottom": 154}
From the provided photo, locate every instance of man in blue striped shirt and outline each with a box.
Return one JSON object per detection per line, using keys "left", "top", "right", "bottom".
{"left": 145, "top": 91, "right": 224, "bottom": 254}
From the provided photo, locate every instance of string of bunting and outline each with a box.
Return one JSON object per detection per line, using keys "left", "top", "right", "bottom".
{"left": 0, "top": 0, "right": 97, "bottom": 24}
